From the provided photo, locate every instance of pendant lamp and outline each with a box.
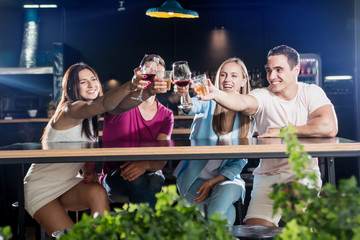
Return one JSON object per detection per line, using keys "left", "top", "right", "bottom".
{"left": 146, "top": 0, "right": 199, "bottom": 18}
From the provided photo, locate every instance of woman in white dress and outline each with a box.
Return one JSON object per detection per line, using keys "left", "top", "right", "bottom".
{"left": 23, "top": 62, "right": 167, "bottom": 235}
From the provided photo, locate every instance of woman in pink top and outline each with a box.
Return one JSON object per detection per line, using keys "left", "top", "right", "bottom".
{"left": 100, "top": 54, "right": 174, "bottom": 208}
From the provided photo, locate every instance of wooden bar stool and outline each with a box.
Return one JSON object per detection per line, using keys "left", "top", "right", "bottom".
{"left": 230, "top": 225, "right": 282, "bottom": 239}
{"left": 11, "top": 201, "right": 46, "bottom": 240}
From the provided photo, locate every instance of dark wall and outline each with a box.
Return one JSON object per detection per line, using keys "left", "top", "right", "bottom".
{"left": 0, "top": 0, "right": 355, "bottom": 81}
{"left": 0, "top": 0, "right": 357, "bottom": 137}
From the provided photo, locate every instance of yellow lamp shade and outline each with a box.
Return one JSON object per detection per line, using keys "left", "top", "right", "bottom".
{"left": 146, "top": 0, "right": 199, "bottom": 19}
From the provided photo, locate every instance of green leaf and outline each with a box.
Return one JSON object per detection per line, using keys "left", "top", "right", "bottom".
{"left": 0, "top": 226, "right": 12, "bottom": 240}
{"left": 59, "top": 185, "right": 235, "bottom": 240}
{"left": 271, "top": 125, "right": 360, "bottom": 239}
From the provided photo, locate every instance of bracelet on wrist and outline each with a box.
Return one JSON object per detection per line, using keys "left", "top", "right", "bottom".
{"left": 207, "top": 181, "right": 213, "bottom": 189}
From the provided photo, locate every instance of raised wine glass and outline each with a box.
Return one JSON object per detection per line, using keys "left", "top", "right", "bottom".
{"left": 131, "top": 54, "right": 160, "bottom": 102}
{"left": 172, "top": 61, "right": 192, "bottom": 109}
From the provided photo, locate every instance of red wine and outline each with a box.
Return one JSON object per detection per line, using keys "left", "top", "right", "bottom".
{"left": 175, "top": 80, "right": 191, "bottom": 87}
{"left": 145, "top": 73, "right": 156, "bottom": 81}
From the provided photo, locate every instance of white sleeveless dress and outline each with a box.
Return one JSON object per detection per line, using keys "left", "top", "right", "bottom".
{"left": 24, "top": 123, "right": 94, "bottom": 217}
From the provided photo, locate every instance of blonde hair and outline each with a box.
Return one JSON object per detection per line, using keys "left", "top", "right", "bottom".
{"left": 212, "top": 57, "right": 252, "bottom": 138}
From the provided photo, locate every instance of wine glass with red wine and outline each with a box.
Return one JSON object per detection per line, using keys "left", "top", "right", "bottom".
{"left": 131, "top": 54, "right": 160, "bottom": 102}
{"left": 172, "top": 61, "right": 192, "bottom": 109}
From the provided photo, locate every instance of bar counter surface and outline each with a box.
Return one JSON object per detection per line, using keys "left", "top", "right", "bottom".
{"left": 0, "top": 137, "right": 359, "bottom": 164}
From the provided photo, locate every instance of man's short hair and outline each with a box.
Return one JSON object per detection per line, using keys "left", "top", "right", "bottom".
{"left": 267, "top": 45, "right": 300, "bottom": 69}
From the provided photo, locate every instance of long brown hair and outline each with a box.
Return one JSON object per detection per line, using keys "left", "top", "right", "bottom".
{"left": 212, "top": 58, "right": 252, "bottom": 138}
{"left": 41, "top": 62, "right": 103, "bottom": 142}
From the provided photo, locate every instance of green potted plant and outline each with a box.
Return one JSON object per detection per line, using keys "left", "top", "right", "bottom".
{"left": 270, "top": 126, "right": 360, "bottom": 239}
{"left": 57, "top": 185, "right": 235, "bottom": 240}
{"left": 0, "top": 226, "right": 12, "bottom": 240}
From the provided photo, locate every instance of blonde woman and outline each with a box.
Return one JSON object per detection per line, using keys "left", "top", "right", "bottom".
{"left": 173, "top": 58, "right": 255, "bottom": 224}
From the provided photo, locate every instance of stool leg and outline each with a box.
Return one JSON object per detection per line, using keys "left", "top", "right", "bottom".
{"left": 233, "top": 201, "right": 244, "bottom": 225}
{"left": 35, "top": 224, "right": 46, "bottom": 240}
{"left": 17, "top": 164, "right": 25, "bottom": 240}
{"left": 12, "top": 201, "right": 47, "bottom": 240}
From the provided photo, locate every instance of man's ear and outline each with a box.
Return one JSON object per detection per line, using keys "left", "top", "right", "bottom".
{"left": 293, "top": 65, "right": 300, "bottom": 75}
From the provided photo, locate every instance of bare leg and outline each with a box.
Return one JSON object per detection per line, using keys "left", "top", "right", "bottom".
{"left": 33, "top": 182, "right": 109, "bottom": 236}
{"left": 33, "top": 199, "right": 74, "bottom": 236}
{"left": 245, "top": 218, "right": 277, "bottom": 226}
{"left": 59, "top": 182, "right": 110, "bottom": 216}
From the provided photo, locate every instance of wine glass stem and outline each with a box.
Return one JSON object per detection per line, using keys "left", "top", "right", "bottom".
{"left": 138, "top": 89, "right": 144, "bottom": 100}
{"left": 181, "top": 94, "right": 187, "bottom": 106}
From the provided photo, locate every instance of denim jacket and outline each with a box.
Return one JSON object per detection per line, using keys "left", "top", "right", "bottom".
{"left": 173, "top": 158, "right": 248, "bottom": 202}
{"left": 174, "top": 98, "right": 255, "bottom": 202}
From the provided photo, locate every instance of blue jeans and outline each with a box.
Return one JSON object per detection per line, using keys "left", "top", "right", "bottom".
{"left": 184, "top": 178, "right": 241, "bottom": 225}
{"left": 102, "top": 168, "right": 165, "bottom": 209}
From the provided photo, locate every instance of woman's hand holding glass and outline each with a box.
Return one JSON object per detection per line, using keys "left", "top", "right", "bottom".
{"left": 152, "top": 69, "right": 170, "bottom": 94}
{"left": 130, "top": 67, "right": 151, "bottom": 91}
{"left": 131, "top": 67, "right": 167, "bottom": 96}
{"left": 196, "top": 79, "right": 219, "bottom": 101}
{"left": 150, "top": 74, "right": 168, "bottom": 94}
{"left": 132, "top": 55, "right": 160, "bottom": 102}
{"left": 191, "top": 74, "right": 209, "bottom": 97}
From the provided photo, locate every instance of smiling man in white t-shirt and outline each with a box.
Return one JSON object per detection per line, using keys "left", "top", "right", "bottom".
{"left": 199, "top": 45, "right": 338, "bottom": 226}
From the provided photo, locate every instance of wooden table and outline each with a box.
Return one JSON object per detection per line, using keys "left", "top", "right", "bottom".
{"left": 1, "top": 137, "right": 359, "bottom": 163}
{"left": 0, "top": 137, "right": 359, "bottom": 240}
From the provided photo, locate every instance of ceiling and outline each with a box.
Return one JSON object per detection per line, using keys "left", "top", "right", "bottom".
{"left": 0, "top": 0, "right": 269, "bottom": 8}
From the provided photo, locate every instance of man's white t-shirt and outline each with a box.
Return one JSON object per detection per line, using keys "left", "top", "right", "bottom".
{"left": 249, "top": 82, "right": 337, "bottom": 175}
